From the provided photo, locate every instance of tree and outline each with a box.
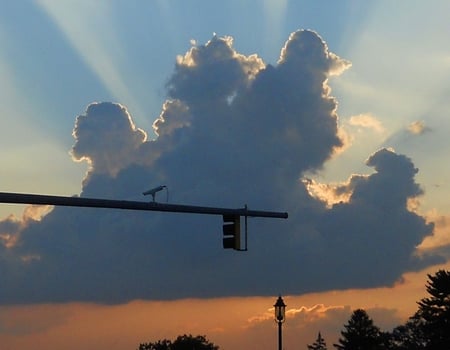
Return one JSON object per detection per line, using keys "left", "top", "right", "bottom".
{"left": 307, "top": 331, "right": 328, "bottom": 350}
{"left": 414, "top": 269, "right": 450, "bottom": 349}
{"left": 333, "top": 309, "right": 383, "bottom": 350}
{"left": 389, "top": 314, "right": 427, "bottom": 350}
{"left": 138, "top": 339, "right": 172, "bottom": 350}
{"left": 138, "top": 334, "right": 219, "bottom": 350}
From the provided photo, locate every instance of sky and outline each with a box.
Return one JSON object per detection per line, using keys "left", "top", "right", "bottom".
{"left": 0, "top": 0, "right": 450, "bottom": 349}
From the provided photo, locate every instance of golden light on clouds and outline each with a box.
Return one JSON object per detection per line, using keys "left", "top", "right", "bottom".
{"left": 418, "top": 210, "right": 450, "bottom": 252}
{"left": 23, "top": 205, "right": 53, "bottom": 222}
{"left": 303, "top": 178, "right": 352, "bottom": 208}
{"left": 0, "top": 205, "right": 53, "bottom": 249}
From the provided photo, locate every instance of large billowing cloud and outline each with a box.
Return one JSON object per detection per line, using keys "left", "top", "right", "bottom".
{"left": 0, "top": 30, "right": 442, "bottom": 304}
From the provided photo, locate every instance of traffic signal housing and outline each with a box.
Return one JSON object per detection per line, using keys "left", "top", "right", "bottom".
{"left": 222, "top": 214, "right": 241, "bottom": 250}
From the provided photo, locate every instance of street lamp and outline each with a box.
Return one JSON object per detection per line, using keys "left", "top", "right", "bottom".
{"left": 274, "top": 295, "right": 286, "bottom": 350}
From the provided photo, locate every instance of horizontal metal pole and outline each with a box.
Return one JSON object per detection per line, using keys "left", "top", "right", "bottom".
{"left": 0, "top": 192, "right": 288, "bottom": 219}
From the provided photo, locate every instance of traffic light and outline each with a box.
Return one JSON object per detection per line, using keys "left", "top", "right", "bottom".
{"left": 222, "top": 214, "right": 241, "bottom": 250}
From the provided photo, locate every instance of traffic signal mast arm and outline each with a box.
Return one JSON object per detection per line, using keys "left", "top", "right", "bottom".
{"left": 0, "top": 192, "right": 288, "bottom": 219}
{"left": 0, "top": 191, "right": 287, "bottom": 252}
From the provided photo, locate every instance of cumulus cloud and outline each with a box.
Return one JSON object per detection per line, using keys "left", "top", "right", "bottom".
{"left": 0, "top": 30, "right": 442, "bottom": 304}
{"left": 308, "top": 149, "right": 440, "bottom": 289}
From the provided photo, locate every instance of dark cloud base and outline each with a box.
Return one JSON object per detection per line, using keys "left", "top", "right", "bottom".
{"left": 0, "top": 30, "right": 442, "bottom": 304}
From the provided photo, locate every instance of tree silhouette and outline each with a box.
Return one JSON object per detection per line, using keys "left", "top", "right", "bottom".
{"left": 414, "top": 269, "right": 450, "bottom": 349}
{"left": 138, "top": 334, "right": 219, "bottom": 350}
{"left": 307, "top": 331, "right": 327, "bottom": 350}
{"left": 383, "top": 269, "right": 450, "bottom": 349}
{"left": 333, "top": 309, "right": 383, "bottom": 350}
{"left": 390, "top": 315, "right": 427, "bottom": 350}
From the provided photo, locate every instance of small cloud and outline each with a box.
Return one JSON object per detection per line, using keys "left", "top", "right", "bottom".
{"left": 287, "top": 304, "right": 348, "bottom": 327}
{"left": 247, "top": 310, "right": 273, "bottom": 325}
{"left": 348, "top": 113, "right": 385, "bottom": 133}
{"left": 407, "top": 120, "right": 431, "bottom": 135}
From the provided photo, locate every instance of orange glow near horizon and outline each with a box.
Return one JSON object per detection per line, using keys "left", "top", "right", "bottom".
{"left": 0, "top": 263, "right": 448, "bottom": 350}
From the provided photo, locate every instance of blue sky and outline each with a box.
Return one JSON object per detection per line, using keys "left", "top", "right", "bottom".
{"left": 2, "top": 1, "right": 449, "bottom": 211}
{"left": 1, "top": 1, "right": 450, "bottom": 349}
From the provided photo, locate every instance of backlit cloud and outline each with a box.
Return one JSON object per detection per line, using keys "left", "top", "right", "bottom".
{"left": 0, "top": 205, "right": 52, "bottom": 249}
{"left": 0, "top": 30, "right": 444, "bottom": 304}
{"left": 71, "top": 102, "right": 149, "bottom": 176}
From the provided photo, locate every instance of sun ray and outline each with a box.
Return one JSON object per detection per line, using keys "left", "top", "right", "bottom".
{"left": 36, "top": 0, "right": 148, "bottom": 127}
{"left": 262, "top": 0, "right": 288, "bottom": 60}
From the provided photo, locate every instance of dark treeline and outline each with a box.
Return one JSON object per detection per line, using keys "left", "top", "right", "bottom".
{"left": 138, "top": 334, "right": 219, "bottom": 350}
{"left": 308, "top": 269, "right": 450, "bottom": 349}
{"left": 137, "top": 270, "right": 449, "bottom": 350}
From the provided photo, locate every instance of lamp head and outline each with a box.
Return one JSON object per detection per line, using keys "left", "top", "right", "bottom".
{"left": 274, "top": 295, "right": 286, "bottom": 323}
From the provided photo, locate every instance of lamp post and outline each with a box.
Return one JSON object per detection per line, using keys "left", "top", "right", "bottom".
{"left": 274, "top": 296, "right": 286, "bottom": 350}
